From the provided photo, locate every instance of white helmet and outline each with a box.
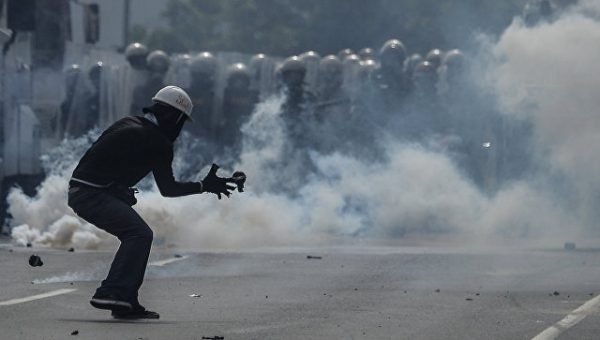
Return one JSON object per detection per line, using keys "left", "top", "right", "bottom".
{"left": 152, "top": 86, "right": 194, "bottom": 121}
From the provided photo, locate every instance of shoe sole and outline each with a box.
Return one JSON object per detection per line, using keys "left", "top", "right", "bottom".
{"left": 90, "top": 298, "right": 132, "bottom": 313}
{"left": 112, "top": 312, "right": 160, "bottom": 320}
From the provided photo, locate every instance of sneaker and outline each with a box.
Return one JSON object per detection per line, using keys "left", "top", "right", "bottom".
{"left": 111, "top": 304, "right": 160, "bottom": 320}
{"left": 90, "top": 294, "right": 133, "bottom": 313}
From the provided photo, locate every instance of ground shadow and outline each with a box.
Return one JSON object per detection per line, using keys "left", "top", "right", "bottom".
{"left": 58, "top": 318, "right": 178, "bottom": 325}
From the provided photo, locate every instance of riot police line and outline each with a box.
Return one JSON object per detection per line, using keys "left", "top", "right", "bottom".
{"left": 55, "top": 38, "right": 530, "bottom": 197}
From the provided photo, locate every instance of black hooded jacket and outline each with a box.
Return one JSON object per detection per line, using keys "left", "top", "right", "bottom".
{"left": 71, "top": 116, "right": 202, "bottom": 197}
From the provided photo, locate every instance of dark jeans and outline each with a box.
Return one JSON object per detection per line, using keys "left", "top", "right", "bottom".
{"left": 67, "top": 185, "right": 152, "bottom": 304}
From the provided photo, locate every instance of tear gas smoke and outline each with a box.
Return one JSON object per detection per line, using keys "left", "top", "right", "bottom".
{"left": 484, "top": 0, "right": 600, "bottom": 234}
{"left": 32, "top": 271, "right": 101, "bottom": 284}
{"left": 9, "top": 2, "right": 600, "bottom": 249}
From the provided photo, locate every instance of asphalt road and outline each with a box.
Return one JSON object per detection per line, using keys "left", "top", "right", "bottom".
{"left": 1, "top": 241, "right": 600, "bottom": 339}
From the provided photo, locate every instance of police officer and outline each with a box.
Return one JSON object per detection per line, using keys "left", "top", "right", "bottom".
{"left": 370, "top": 39, "right": 410, "bottom": 112}
{"left": 316, "top": 55, "right": 345, "bottom": 105}
{"left": 68, "top": 86, "right": 237, "bottom": 319}
{"left": 299, "top": 51, "right": 321, "bottom": 94}
{"left": 124, "top": 43, "right": 151, "bottom": 116}
{"left": 146, "top": 50, "right": 170, "bottom": 93}
{"left": 249, "top": 53, "right": 273, "bottom": 98}
{"left": 131, "top": 50, "right": 170, "bottom": 116}
{"left": 62, "top": 62, "right": 104, "bottom": 137}
{"left": 423, "top": 49, "right": 444, "bottom": 88}
{"left": 280, "top": 56, "right": 315, "bottom": 118}
{"left": 86, "top": 62, "right": 103, "bottom": 131}
{"left": 437, "top": 49, "right": 466, "bottom": 98}
{"left": 357, "top": 59, "right": 378, "bottom": 93}
{"left": 403, "top": 53, "right": 423, "bottom": 83}
{"left": 58, "top": 64, "right": 82, "bottom": 137}
{"left": 187, "top": 52, "right": 217, "bottom": 137}
{"left": 221, "top": 63, "right": 258, "bottom": 149}
{"left": 341, "top": 54, "right": 362, "bottom": 100}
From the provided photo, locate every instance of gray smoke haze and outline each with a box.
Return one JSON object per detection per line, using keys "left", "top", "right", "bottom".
{"left": 9, "top": 1, "right": 600, "bottom": 249}
{"left": 484, "top": 0, "right": 600, "bottom": 235}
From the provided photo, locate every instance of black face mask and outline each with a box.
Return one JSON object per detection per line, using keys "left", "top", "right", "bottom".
{"left": 146, "top": 103, "right": 187, "bottom": 142}
{"left": 157, "top": 112, "right": 187, "bottom": 142}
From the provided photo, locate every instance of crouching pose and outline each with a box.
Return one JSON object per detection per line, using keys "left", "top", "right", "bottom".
{"left": 68, "top": 86, "right": 237, "bottom": 319}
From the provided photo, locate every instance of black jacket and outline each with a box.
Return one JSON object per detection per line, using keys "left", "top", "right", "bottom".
{"left": 71, "top": 116, "right": 202, "bottom": 197}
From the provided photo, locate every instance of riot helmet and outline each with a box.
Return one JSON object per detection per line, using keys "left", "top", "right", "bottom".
{"left": 281, "top": 56, "right": 306, "bottom": 87}
{"left": 125, "top": 42, "right": 149, "bottom": 70}
{"left": 226, "top": 63, "right": 251, "bottom": 90}
{"left": 358, "top": 48, "right": 375, "bottom": 61}
{"left": 425, "top": 49, "right": 444, "bottom": 69}
{"left": 337, "top": 48, "right": 354, "bottom": 60}
{"left": 379, "top": 39, "right": 407, "bottom": 74}
{"left": 147, "top": 50, "right": 170, "bottom": 74}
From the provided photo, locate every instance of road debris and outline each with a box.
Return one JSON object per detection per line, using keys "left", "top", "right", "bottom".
{"left": 553, "top": 291, "right": 560, "bottom": 296}
{"left": 28, "top": 255, "right": 43, "bottom": 267}
{"left": 564, "top": 242, "right": 576, "bottom": 250}
{"left": 68, "top": 248, "right": 75, "bottom": 252}
{"left": 466, "top": 298, "right": 473, "bottom": 301}
{"left": 71, "top": 330, "right": 79, "bottom": 335}
{"left": 174, "top": 254, "right": 183, "bottom": 258}
{"left": 435, "top": 289, "right": 440, "bottom": 293}
{"left": 307, "top": 255, "right": 322, "bottom": 259}
{"left": 189, "top": 294, "right": 202, "bottom": 298}
{"left": 201, "top": 337, "right": 224, "bottom": 340}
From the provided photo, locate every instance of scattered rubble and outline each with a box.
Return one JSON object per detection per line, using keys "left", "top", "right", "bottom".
{"left": 28, "top": 255, "right": 43, "bottom": 267}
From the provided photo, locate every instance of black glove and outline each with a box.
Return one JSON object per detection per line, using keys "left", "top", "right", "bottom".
{"left": 202, "top": 164, "right": 237, "bottom": 199}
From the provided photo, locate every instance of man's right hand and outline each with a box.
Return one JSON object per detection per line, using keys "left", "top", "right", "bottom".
{"left": 202, "top": 164, "right": 236, "bottom": 199}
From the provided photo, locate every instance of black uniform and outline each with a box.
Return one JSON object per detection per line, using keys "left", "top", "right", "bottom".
{"left": 68, "top": 116, "right": 202, "bottom": 306}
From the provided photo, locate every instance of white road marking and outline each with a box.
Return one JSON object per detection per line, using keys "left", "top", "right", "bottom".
{"left": 0, "top": 288, "right": 77, "bottom": 306}
{"left": 532, "top": 294, "right": 600, "bottom": 340}
{"left": 148, "top": 255, "right": 189, "bottom": 267}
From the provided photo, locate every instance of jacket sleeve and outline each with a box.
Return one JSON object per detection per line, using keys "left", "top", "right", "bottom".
{"left": 152, "top": 147, "right": 203, "bottom": 197}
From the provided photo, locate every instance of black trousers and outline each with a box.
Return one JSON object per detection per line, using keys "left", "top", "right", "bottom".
{"left": 67, "top": 184, "right": 152, "bottom": 304}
